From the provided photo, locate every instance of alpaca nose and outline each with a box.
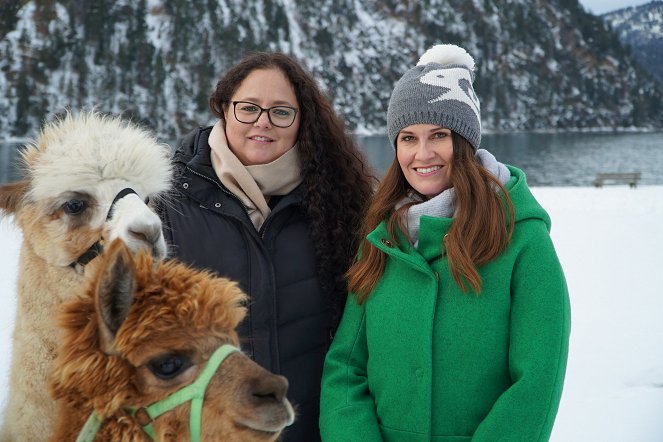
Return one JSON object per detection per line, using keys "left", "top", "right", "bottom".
{"left": 249, "top": 373, "right": 289, "bottom": 406}
{"left": 234, "top": 360, "right": 295, "bottom": 431}
{"left": 107, "top": 193, "right": 166, "bottom": 259}
{"left": 129, "top": 224, "right": 162, "bottom": 247}
{"left": 127, "top": 221, "right": 165, "bottom": 258}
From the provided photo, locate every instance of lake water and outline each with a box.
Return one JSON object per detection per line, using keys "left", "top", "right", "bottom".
{"left": 357, "top": 132, "right": 663, "bottom": 186}
{"left": 1, "top": 132, "right": 661, "bottom": 186}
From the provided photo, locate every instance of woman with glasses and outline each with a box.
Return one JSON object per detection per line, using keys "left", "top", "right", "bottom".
{"left": 320, "top": 44, "right": 570, "bottom": 441}
{"left": 157, "top": 52, "right": 375, "bottom": 441}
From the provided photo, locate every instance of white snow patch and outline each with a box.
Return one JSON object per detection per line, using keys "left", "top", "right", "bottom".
{"left": 1, "top": 186, "right": 663, "bottom": 441}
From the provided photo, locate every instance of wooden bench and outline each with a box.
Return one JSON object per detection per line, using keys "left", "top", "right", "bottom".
{"left": 593, "top": 172, "right": 641, "bottom": 188}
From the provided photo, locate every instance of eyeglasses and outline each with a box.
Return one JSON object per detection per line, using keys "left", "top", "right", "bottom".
{"left": 232, "top": 101, "right": 299, "bottom": 128}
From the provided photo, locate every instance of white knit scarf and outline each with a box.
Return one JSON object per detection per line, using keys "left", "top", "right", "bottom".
{"left": 208, "top": 121, "right": 303, "bottom": 230}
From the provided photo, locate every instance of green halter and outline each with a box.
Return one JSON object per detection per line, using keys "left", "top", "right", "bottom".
{"left": 76, "top": 344, "right": 239, "bottom": 442}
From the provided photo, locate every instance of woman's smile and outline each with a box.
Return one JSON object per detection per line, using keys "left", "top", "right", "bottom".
{"left": 414, "top": 165, "right": 443, "bottom": 175}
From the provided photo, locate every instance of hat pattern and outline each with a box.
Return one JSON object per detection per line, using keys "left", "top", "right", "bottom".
{"left": 419, "top": 68, "right": 480, "bottom": 122}
{"left": 387, "top": 44, "right": 482, "bottom": 150}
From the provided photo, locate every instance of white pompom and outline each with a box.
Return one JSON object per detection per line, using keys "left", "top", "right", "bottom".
{"left": 416, "top": 44, "right": 475, "bottom": 71}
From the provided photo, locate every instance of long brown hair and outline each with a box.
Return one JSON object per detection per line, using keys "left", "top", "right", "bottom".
{"left": 347, "top": 132, "right": 514, "bottom": 303}
{"left": 209, "top": 52, "right": 377, "bottom": 325}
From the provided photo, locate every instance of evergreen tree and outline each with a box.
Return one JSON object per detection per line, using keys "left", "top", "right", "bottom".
{"left": 194, "top": 30, "right": 214, "bottom": 113}
{"left": 149, "top": 51, "right": 166, "bottom": 118}
{"left": 14, "top": 65, "right": 32, "bottom": 136}
{"left": 0, "top": 0, "right": 21, "bottom": 40}
{"left": 129, "top": 0, "right": 154, "bottom": 89}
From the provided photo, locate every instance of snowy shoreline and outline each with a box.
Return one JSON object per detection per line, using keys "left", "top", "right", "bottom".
{"left": 2, "top": 185, "right": 663, "bottom": 441}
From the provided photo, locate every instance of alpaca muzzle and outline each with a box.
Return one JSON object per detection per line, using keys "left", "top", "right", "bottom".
{"left": 69, "top": 188, "right": 138, "bottom": 270}
{"left": 76, "top": 344, "right": 241, "bottom": 442}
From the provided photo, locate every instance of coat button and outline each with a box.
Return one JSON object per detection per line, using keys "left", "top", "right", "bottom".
{"left": 214, "top": 202, "right": 221, "bottom": 208}
{"left": 415, "top": 368, "right": 423, "bottom": 378}
{"left": 380, "top": 238, "right": 394, "bottom": 248}
{"left": 182, "top": 182, "right": 189, "bottom": 189}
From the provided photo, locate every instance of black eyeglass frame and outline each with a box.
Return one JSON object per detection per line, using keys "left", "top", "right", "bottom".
{"left": 231, "top": 101, "right": 299, "bottom": 128}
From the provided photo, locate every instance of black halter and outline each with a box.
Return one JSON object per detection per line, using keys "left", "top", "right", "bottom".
{"left": 69, "top": 188, "right": 138, "bottom": 269}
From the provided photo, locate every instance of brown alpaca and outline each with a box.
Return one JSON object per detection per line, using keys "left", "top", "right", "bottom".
{"left": 0, "top": 112, "right": 172, "bottom": 441}
{"left": 50, "top": 239, "right": 294, "bottom": 441}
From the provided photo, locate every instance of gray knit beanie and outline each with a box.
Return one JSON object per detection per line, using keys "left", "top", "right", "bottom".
{"left": 387, "top": 44, "right": 481, "bottom": 150}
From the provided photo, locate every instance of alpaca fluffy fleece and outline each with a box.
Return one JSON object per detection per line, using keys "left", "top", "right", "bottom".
{"left": 23, "top": 112, "right": 172, "bottom": 204}
{"left": 50, "top": 243, "right": 293, "bottom": 441}
{"left": 0, "top": 111, "right": 173, "bottom": 442}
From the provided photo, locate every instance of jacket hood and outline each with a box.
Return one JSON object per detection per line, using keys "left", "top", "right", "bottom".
{"left": 506, "top": 165, "right": 551, "bottom": 231}
{"left": 173, "top": 126, "right": 214, "bottom": 170}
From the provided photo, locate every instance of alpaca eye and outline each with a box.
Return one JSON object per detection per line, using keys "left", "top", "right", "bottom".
{"left": 148, "top": 354, "right": 192, "bottom": 380}
{"left": 63, "top": 199, "right": 87, "bottom": 215}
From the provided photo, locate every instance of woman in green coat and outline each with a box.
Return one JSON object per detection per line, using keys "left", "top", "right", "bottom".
{"left": 319, "top": 44, "right": 570, "bottom": 441}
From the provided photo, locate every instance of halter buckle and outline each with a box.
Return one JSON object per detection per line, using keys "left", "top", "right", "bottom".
{"left": 134, "top": 407, "right": 153, "bottom": 426}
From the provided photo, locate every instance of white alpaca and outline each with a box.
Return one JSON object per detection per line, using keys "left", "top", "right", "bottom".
{"left": 0, "top": 112, "right": 172, "bottom": 442}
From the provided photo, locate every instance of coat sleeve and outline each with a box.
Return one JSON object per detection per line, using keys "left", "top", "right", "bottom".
{"left": 319, "top": 294, "right": 383, "bottom": 441}
{"left": 472, "top": 221, "right": 571, "bottom": 441}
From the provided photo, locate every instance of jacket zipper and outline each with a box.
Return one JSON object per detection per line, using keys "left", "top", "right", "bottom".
{"left": 184, "top": 163, "right": 284, "bottom": 372}
{"left": 184, "top": 164, "right": 259, "bottom": 360}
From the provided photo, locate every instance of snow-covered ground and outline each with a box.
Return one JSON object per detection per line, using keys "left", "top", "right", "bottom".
{"left": 1, "top": 185, "right": 663, "bottom": 440}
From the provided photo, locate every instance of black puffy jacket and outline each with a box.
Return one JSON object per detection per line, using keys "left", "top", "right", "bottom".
{"left": 159, "top": 126, "right": 333, "bottom": 441}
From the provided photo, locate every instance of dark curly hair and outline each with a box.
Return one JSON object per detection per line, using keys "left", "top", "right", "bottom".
{"left": 209, "top": 52, "right": 377, "bottom": 326}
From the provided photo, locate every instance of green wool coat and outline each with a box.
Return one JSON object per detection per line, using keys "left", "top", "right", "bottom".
{"left": 319, "top": 166, "right": 570, "bottom": 441}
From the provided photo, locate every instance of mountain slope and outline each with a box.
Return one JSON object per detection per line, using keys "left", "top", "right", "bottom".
{"left": 603, "top": 1, "right": 663, "bottom": 85}
{"left": 0, "top": 0, "right": 661, "bottom": 139}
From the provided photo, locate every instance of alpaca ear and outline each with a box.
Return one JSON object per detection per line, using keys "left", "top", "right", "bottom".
{"left": 0, "top": 180, "right": 29, "bottom": 214}
{"left": 95, "top": 239, "right": 136, "bottom": 354}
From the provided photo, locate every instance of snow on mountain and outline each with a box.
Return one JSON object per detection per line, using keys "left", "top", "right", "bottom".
{"left": 0, "top": 0, "right": 661, "bottom": 140}
{"left": 603, "top": 1, "right": 663, "bottom": 85}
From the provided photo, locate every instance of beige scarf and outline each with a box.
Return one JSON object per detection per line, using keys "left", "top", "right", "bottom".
{"left": 208, "top": 121, "right": 302, "bottom": 230}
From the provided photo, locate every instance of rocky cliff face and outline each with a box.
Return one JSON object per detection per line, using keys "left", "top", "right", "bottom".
{"left": 1, "top": 0, "right": 661, "bottom": 140}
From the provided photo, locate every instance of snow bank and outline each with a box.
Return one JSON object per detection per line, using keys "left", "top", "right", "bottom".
{"left": 1, "top": 185, "right": 663, "bottom": 440}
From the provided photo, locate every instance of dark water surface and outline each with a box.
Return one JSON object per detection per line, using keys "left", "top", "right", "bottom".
{"left": 1, "top": 132, "right": 662, "bottom": 186}
{"left": 356, "top": 131, "right": 663, "bottom": 186}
